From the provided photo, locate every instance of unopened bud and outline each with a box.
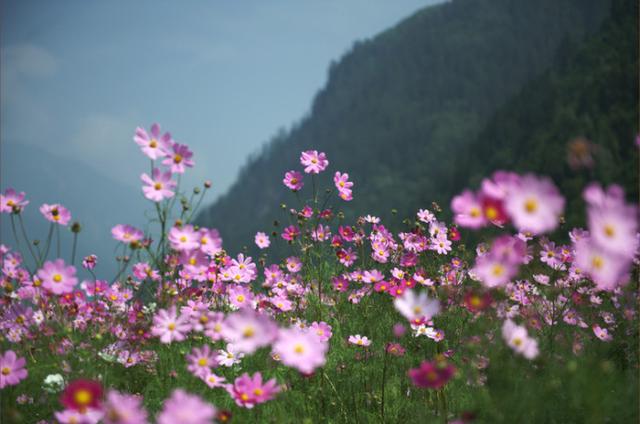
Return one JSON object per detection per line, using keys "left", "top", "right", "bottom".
{"left": 193, "top": 187, "right": 201, "bottom": 194}
{"left": 71, "top": 222, "right": 81, "bottom": 233}
{"left": 204, "top": 180, "right": 212, "bottom": 189}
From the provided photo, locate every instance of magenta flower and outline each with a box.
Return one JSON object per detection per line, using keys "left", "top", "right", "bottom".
{"left": 281, "top": 225, "right": 300, "bottom": 241}
{"left": 0, "top": 350, "right": 27, "bottom": 389}
{"left": 151, "top": 306, "right": 191, "bottom": 344}
{"left": 157, "top": 389, "right": 217, "bottom": 424}
{"left": 227, "top": 372, "right": 280, "bottom": 409}
{"left": 300, "top": 150, "right": 329, "bottom": 174}
{"left": 221, "top": 309, "right": 278, "bottom": 354}
{"left": 408, "top": 359, "right": 456, "bottom": 389}
{"left": 40, "top": 203, "right": 71, "bottom": 225}
{"left": 140, "top": 168, "right": 176, "bottom": 202}
{"left": 283, "top": 170, "right": 304, "bottom": 191}
{"left": 168, "top": 225, "right": 200, "bottom": 251}
{"left": 38, "top": 259, "right": 78, "bottom": 295}
{"left": 451, "top": 190, "right": 486, "bottom": 229}
{"left": 504, "top": 174, "right": 564, "bottom": 235}
{"left": 162, "top": 142, "right": 195, "bottom": 174}
{"left": 334, "top": 171, "right": 354, "bottom": 201}
{"left": 254, "top": 232, "right": 271, "bottom": 249}
{"left": 102, "top": 390, "right": 148, "bottom": 424}
{"left": 82, "top": 254, "right": 98, "bottom": 270}
{"left": 186, "top": 345, "right": 218, "bottom": 379}
{"left": 111, "top": 224, "right": 144, "bottom": 245}
{"left": 0, "top": 188, "right": 29, "bottom": 213}
{"left": 272, "top": 327, "right": 328, "bottom": 374}
{"left": 134, "top": 123, "right": 172, "bottom": 160}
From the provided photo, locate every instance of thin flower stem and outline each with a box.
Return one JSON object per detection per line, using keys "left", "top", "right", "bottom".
{"left": 16, "top": 214, "right": 38, "bottom": 265}
{"left": 42, "top": 223, "right": 55, "bottom": 265}
{"left": 70, "top": 232, "right": 78, "bottom": 265}
{"left": 55, "top": 224, "right": 61, "bottom": 258}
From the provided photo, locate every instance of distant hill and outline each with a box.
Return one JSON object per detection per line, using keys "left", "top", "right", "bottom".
{"left": 1, "top": 142, "right": 149, "bottom": 278}
{"left": 197, "top": 0, "right": 615, "bottom": 255}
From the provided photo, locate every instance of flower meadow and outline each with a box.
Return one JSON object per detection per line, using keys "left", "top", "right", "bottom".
{"left": 1, "top": 124, "right": 638, "bottom": 423}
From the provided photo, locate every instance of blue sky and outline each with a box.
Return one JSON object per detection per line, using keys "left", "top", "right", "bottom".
{"left": 2, "top": 0, "right": 439, "bottom": 198}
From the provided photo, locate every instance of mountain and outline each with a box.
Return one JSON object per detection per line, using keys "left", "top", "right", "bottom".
{"left": 197, "top": 0, "right": 614, "bottom": 254}
{"left": 1, "top": 142, "right": 149, "bottom": 278}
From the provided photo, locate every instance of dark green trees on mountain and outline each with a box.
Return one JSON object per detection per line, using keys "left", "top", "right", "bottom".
{"left": 198, "top": 0, "right": 635, "bottom": 255}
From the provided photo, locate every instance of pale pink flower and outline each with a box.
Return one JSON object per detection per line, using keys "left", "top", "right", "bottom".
{"left": 451, "top": 190, "right": 486, "bottom": 229}
{"left": 272, "top": 327, "right": 328, "bottom": 374}
{"left": 394, "top": 289, "right": 440, "bottom": 322}
{"left": 157, "top": 390, "right": 216, "bottom": 424}
{"left": 198, "top": 228, "right": 223, "bottom": 256}
{"left": 255, "top": 232, "right": 270, "bottom": 249}
{"left": 111, "top": 224, "right": 144, "bottom": 244}
{"left": 221, "top": 309, "right": 278, "bottom": 354}
{"left": 0, "top": 350, "right": 28, "bottom": 389}
{"left": 504, "top": 174, "right": 564, "bottom": 235}
{"left": 348, "top": 334, "right": 371, "bottom": 347}
{"left": 141, "top": 168, "right": 176, "bottom": 202}
{"left": 202, "top": 372, "right": 226, "bottom": 389}
{"left": 283, "top": 170, "right": 304, "bottom": 191}
{"left": 134, "top": 123, "right": 172, "bottom": 160}
{"left": 216, "top": 343, "right": 245, "bottom": 367}
{"left": 54, "top": 408, "right": 103, "bottom": 424}
{"left": 0, "top": 188, "right": 29, "bottom": 213}
{"left": 227, "top": 372, "right": 280, "bottom": 409}
{"left": 38, "top": 259, "right": 78, "bottom": 295}
{"left": 151, "top": 306, "right": 191, "bottom": 344}
{"left": 162, "top": 142, "right": 194, "bottom": 174}
{"left": 186, "top": 345, "right": 218, "bottom": 378}
{"left": 309, "top": 321, "right": 332, "bottom": 342}
{"left": 40, "top": 203, "right": 71, "bottom": 225}
{"left": 102, "top": 390, "right": 148, "bottom": 424}
{"left": 168, "top": 225, "right": 200, "bottom": 251}
{"left": 502, "top": 319, "right": 538, "bottom": 359}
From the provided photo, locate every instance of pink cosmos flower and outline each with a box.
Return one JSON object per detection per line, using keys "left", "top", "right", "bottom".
{"left": 54, "top": 408, "right": 103, "bottom": 424}
{"left": 40, "top": 203, "right": 71, "bottom": 225}
{"left": 451, "top": 190, "right": 487, "bottom": 229}
{"left": 585, "top": 185, "right": 638, "bottom": 259}
{"left": 202, "top": 372, "right": 227, "bottom": 389}
{"left": 273, "top": 327, "right": 328, "bottom": 374}
{"left": 393, "top": 289, "right": 440, "bottom": 322}
{"left": 281, "top": 225, "right": 300, "bottom": 241}
{"left": 162, "top": 143, "right": 195, "bottom": 174}
{"left": 592, "top": 324, "right": 613, "bottom": 342}
{"left": 38, "top": 259, "right": 78, "bottom": 295}
{"left": 102, "top": 390, "right": 148, "bottom": 424}
{"left": 0, "top": 188, "right": 29, "bottom": 213}
{"left": 504, "top": 174, "right": 564, "bottom": 235}
{"left": 228, "top": 284, "right": 255, "bottom": 309}
{"left": 348, "top": 334, "right": 371, "bottom": 347}
{"left": 309, "top": 321, "right": 333, "bottom": 342}
{"left": 502, "top": 319, "right": 539, "bottom": 359}
{"left": 227, "top": 372, "right": 280, "bottom": 409}
{"left": 221, "top": 309, "right": 278, "bottom": 354}
{"left": 408, "top": 359, "right": 456, "bottom": 389}
{"left": 82, "top": 254, "right": 98, "bottom": 270}
{"left": 574, "top": 238, "right": 629, "bottom": 291}
{"left": 0, "top": 350, "right": 27, "bottom": 389}
{"left": 134, "top": 123, "right": 172, "bottom": 160}
{"left": 217, "top": 343, "right": 245, "bottom": 367}
{"left": 111, "top": 224, "right": 144, "bottom": 245}
{"left": 255, "top": 232, "right": 270, "bottom": 249}
{"left": 157, "top": 389, "right": 217, "bottom": 424}
{"left": 334, "top": 172, "right": 354, "bottom": 201}
{"left": 199, "top": 228, "right": 223, "bottom": 256}
{"left": 186, "top": 345, "right": 218, "bottom": 378}
{"left": 151, "top": 306, "right": 191, "bottom": 344}
{"left": 283, "top": 171, "right": 304, "bottom": 191}
{"left": 300, "top": 150, "right": 329, "bottom": 174}
{"left": 140, "top": 168, "right": 176, "bottom": 202}
{"left": 285, "top": 256, "right": 302, "bottom": 273}
{"left": 472, "top": 255, "right": 516, "bottom": 288}
{"left": 168, "top": 225, "right": 200, "bottom": 251}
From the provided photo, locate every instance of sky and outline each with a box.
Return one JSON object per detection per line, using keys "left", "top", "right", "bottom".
{"left": 1, "top": 0, "right": 440, "bottom": 199}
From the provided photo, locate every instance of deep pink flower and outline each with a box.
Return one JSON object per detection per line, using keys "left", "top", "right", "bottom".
{"left": 300, "top": 150, "right": 329, "bottom": 174}
{"left": 283, "top": 170, "right": 304, "bottom": 191}
{"left": 0, "top": 188, "right": 29, "bottom": 213}
{"left": 38, "top": 259, "right": 78, "bottom": 295}
{"left": 408, "top": 359, "right": 456, "bottom": 389}
{"left": 134, "top": 123, "right": 172, "bottom": 160}
{"left": 0, "top": 350, "right": 27, "bottom": 389}
{"left": 157, "top": 389, "right": 217, "bottom": 424}
{"left": 227, "top": 372, "right": 280, "bottom": 409}
{"left": 140, "top": 168, "right": 176, "bottom": 202}
{"left": 151, "top": 306, "right": 191, "bottom": 344}
{"left": 40, "top": 203, "right": 71, "bottom": 225}
{"left": 281, "top": 225, "right": 300, "bottom": 241}
{"left": 60, "top": 379, "right": 103, "bottom": 412}
{"left": 162, "top": 143, "right": 195, "bottom": 174}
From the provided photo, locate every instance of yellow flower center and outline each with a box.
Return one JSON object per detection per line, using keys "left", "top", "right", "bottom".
{"left": 53, "top": 274, "right": 63, "bottom": 283}
{"left": 513, "top": 337, "right": 523, "bottom": 347}
{"left": 198, "top": 358, "right": 208, "bottom": 366}
{"left": 180, "top": 236, "right": 187, "bottom": 242}
{"left": 603, "top": 224, "right": 615, "bottom": 238}
{"left": 591, "top": 256, "right": 604, "bottom": 270}
{"left": 294, "top": 343, "right": 305, "bottom": 354}
{"left": 524, "top": 198, "right": 538, "bottom": 214}
{"left": 470, "top": 207, "right": 481, "bottom": 218}
{"left": 149, "top": 139, "right": 158, "bottom": 148}
{"left": 253, "top": 388, "right": 263, "bottom": 396}
{"left": 154, "top": 182, "right": 162, "bottom": 190}
{"left": 168, "top": 323, "right": 176, "bottom": 331}
{"left": 491, "top": 264, "right": 504, "bottom": 277}
{"left": 74, "top": 389, "right": 92, "bottom": 406}
{"left": 1, "top": 367, "right": 10, "bottom": 375}
{"left": 236, "top": 295, "right": 245, "bottom": 303}
{"left": 240, "top": 393, "right": 249, "bottom": 401}
{"left": 243, "top": 326, "right": 255, "bottom": 338}
{"left": 174, "top": 154, "right": 183, "bottom": 164}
